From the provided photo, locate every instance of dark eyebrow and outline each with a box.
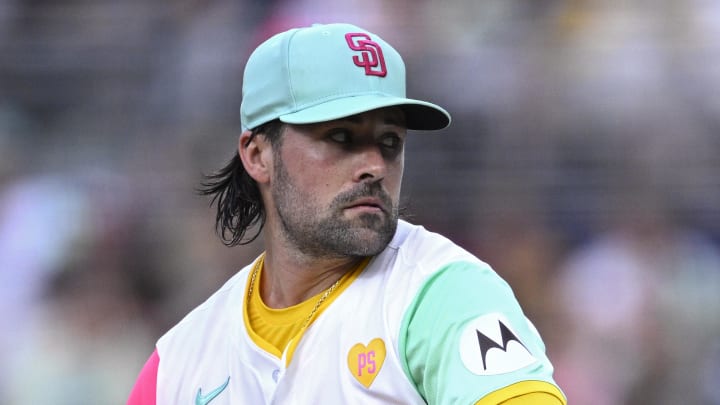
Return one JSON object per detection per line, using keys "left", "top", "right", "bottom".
{"left": 383, "top": 116, "right": 406, "bottom": 127}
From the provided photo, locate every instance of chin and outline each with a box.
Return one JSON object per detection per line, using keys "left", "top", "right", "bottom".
{"left": 346, "top": 220, "right": 397, "bottom": 254}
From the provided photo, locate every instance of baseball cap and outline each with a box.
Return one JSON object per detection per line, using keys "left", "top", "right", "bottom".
{"left": 240, "top": 23, "right": 451, "bottom": 131}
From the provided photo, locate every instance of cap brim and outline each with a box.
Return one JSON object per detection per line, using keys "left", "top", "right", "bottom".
{"left": 278, "top": 95, "right": 451, "bottom": 130}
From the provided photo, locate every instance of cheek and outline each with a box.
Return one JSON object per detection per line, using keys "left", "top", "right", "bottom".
{"left": 387, "top": 161, "right": 404, "bottom": 196}
{"left": 280, "top": 155, "right": 339, "bottom": 197}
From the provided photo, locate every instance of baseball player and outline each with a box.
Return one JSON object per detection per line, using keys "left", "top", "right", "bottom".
{"left": 127, "top": 22, "right": 566, "bottom": 404}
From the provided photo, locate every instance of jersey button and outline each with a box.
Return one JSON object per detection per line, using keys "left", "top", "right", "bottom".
{"left": 272, "top": 369, "right": 280, "bottom": 382}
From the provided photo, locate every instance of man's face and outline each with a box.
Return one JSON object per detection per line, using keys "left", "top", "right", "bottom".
{"left": 270, "top": 107, "right": 406, "bottom": 258}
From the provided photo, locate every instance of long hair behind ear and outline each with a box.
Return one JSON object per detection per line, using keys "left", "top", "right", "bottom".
{"left": 198, "top": 120, "right": 283, "bottom": 246}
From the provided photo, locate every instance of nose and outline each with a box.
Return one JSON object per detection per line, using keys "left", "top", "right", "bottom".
{"left": 354, "top": 144, "right": 387, "bottom": 182}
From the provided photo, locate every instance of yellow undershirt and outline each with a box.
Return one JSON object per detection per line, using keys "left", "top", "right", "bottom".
{"left": 244, "top": 255, "right": 369, "bottom": 361}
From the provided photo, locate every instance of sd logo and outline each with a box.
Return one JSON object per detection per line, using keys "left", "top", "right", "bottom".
{"left": 345, "top": 33, "right": 387, "bottom": 77}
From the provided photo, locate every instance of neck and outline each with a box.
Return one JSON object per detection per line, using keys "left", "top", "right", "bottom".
{"left": 258, "top": 238, "right": 363, "bottom": 309}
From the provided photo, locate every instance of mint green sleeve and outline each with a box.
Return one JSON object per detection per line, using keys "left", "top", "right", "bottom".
{"left": 398, "top": 261, "right": 561, "bottom": 404}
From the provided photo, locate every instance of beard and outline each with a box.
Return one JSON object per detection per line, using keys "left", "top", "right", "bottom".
{"left": 271, "top": 158, "right": 398, "bottom": 259}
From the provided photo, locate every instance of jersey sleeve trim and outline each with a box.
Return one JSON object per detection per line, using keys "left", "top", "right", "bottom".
{"left": 127, "top": 349, "right": 159, "bottom": 405}
{"left": 475, "top": 380, "right": 567, "bottom": 404}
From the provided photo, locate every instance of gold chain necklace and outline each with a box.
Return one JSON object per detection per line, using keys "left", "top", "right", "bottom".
{"left": 247, "top": 258, "right": 343, "bottom": 329}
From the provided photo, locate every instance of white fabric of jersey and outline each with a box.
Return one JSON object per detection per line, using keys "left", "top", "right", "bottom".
{"left": 155, "top": 220, "right": 559, "bottom": 404}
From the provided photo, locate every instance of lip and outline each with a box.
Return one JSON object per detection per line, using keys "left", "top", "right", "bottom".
{"left": 345, "top": 197, "right": 386, "bottom": 213}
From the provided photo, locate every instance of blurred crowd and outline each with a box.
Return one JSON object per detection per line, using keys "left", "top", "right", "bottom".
{"left": 1, "top": 0, "right": 719, "bottom": 404}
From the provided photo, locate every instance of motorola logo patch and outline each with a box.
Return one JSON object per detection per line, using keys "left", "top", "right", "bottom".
{"left": 459, "top": 313, "right": 537, "bottom": 375}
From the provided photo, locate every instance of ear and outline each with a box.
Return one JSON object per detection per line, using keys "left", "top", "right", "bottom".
{"left": 238, "top": 130, "right": 272, "bottom": 184}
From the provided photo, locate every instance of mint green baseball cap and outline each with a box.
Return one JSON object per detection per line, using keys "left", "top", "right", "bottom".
{"left": 240, "top": 23, "right": 451, "bottom": 131}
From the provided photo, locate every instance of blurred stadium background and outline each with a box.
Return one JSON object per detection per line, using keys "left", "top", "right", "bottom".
{"left": 2, "top": 1, "right": 720, "bottom": 404}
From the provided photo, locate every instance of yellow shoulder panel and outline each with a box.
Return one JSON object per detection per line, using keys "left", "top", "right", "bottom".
{"left": 475, "top": 380, "right": 566, "bottom": 405}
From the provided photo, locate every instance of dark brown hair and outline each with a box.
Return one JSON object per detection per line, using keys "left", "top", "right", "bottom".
{"left": 198, "top": 120, "right": 284, "bottom": 246}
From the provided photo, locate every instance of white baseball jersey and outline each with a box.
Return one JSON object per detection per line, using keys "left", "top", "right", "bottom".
{"left": 131, "top": 220, "right": 565, "bottom": 404}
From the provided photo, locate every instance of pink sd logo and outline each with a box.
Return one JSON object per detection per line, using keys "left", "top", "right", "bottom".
{"left": 345, "top": 33, "right": 387, "bottom": 77}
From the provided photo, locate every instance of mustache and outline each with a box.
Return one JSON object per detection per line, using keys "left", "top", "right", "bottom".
{"left": 333, "top": 181, "right": 393, "bottom": 211}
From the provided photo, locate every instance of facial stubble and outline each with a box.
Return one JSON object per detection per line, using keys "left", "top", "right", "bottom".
{"left": 271, "top": 157, "right": 398, "bottom": 259}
